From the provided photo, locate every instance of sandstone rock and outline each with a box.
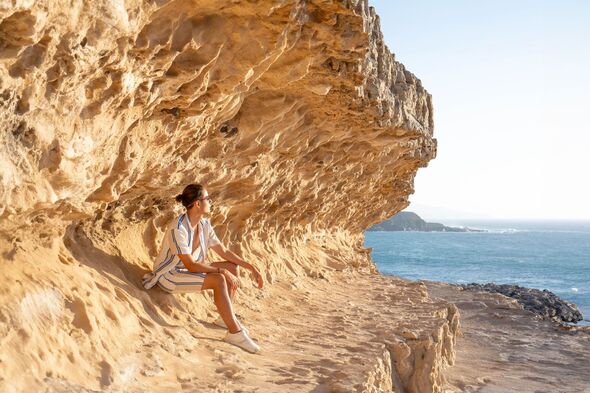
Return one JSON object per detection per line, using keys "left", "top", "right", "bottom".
{"left": 0, "top": 1, "right": 443, "bottom": 392}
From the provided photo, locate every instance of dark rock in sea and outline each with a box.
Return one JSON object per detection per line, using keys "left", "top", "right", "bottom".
{"left": 458, "top": 283, "right": 583, "bottom": 324}
{"left": 367, "top": 211, "right": 485, "bottom": 232}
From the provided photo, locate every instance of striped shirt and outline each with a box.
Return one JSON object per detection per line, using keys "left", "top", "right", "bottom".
{"left": 142, "top": 213, "right": 221, "bottom": 290}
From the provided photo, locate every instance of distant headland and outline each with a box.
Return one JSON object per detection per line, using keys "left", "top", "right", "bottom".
{"left": 367, "top": 211, "right": 485, "bottom": 232}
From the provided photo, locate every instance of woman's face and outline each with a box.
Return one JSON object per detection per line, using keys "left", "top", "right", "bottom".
{"left": 193, "top": 189, "right": 212, "bottom": 214}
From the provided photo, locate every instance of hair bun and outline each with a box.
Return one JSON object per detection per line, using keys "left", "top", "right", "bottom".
{"left": 175, "top": 184, "right": 204, "bottom": 209}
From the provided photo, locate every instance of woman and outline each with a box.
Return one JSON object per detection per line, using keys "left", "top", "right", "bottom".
{"left": 142, "top": 184, "right": 264, "bottom": 353}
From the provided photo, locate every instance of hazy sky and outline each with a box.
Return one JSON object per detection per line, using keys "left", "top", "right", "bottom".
{"left": 369, "top": 0, "right": 590, "bottom": 220}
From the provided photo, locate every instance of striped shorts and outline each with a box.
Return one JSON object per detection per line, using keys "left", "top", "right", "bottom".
{"left": 157, "top": 268, "right": 207, "bottom": 293}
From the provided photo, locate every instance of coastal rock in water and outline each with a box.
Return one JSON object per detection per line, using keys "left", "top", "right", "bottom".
{"left": 0, "top": 1, "right": 449, "bottom": 392}
{"left": 368, "top": 211, "right": 484, "bottom": 232}
{"left": 459, "top": 283, "right": 583, "bottom": 324}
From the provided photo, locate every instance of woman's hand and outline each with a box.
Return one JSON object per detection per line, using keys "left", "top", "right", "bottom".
{"left": 250, "top": 267, "right": 264, "bottom": 289}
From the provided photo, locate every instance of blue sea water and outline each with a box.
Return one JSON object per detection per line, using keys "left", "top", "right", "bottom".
{"left": 364, "top": 220, "right": 590, "bottom": 325}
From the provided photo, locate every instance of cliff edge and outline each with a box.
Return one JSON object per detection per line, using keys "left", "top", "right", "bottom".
{"left": 0, "top": 1, "right": 452, "bottom": 392}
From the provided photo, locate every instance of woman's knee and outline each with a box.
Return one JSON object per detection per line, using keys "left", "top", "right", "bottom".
{"left": 209, "top": 273, "right": 227, "bottom": 288}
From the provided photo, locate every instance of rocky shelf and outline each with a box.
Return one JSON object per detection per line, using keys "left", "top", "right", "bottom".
{"left": 457, "top": 283, "right": 583, "bottom": 324}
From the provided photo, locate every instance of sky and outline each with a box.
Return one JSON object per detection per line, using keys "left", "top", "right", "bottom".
{"left": 368, "top": 0, "right": 590, "bottom": 220}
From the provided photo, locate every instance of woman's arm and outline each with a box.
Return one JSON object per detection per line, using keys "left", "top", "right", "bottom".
{"left": 178, "top": 254, "right": 222, "bottom": 274}
{"left": 210, "top": 244, "right": 253, "bottom": 270}
{"left": 210, "top": 244, "right": 264, "bottom": 289}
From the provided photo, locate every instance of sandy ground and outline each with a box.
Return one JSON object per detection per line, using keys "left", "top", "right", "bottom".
{"left": 425, "top": 281, "right": 590, "bottom": 393}
{"left": 36, "top": 271, "right": 454, "bottom": 393}
{"left": 126, "top": 272, "right": 454, "bottom": 393}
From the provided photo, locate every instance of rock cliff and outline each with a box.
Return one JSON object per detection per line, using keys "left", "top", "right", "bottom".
{"left": 0, "top": 1, "right": 449, "bottom": 392}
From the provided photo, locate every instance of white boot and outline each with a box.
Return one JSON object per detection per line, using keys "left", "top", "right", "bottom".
{"left": 223, "top": 329, "right": 260, "bottom": 353}
{"left": 213, "top": 316, "right": 248, "bottom": 334}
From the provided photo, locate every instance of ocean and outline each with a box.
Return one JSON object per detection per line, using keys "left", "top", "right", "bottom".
{"left": 364, "top": 220, "right": 590, "bottom": 325}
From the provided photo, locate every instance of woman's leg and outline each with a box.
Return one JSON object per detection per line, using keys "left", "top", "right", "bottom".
{"left": 210, "top": 261, "right": 240, "bottom": 300}
{"left": 202, "top": 273, "right": 240, "bottom": 333}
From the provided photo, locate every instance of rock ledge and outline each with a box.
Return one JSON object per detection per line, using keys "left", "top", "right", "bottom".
{"left": 458, "top": 283, "right": 583, "bottom": 324}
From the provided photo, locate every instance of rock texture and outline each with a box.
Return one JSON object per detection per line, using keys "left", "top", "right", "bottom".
{"left": 458, "top": 283, "right": 584, "bottom": 324}
{"left": 426, "top": 281, "right": 590, "bottom": 393}
{"left": 0, "top": 1, "right": 444, "bottom": 391}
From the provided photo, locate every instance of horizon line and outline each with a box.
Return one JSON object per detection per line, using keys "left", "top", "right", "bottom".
{"left": 402, "top": 213, "right": 590, "bottom": 221}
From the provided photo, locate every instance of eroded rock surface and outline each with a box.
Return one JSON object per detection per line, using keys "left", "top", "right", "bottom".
{"left": 459, "top": 283, "right": 584, "bottom": 324}
{"left": 426, "top": 281, "right": 590, "bottom": 393}
{"left": 0, "top": 1, "right": 445, "bottom": 391}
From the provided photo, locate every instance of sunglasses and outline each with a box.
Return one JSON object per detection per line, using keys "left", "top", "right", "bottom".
{"left": 187, "top": 196, "right": 212, "bottom": 209}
